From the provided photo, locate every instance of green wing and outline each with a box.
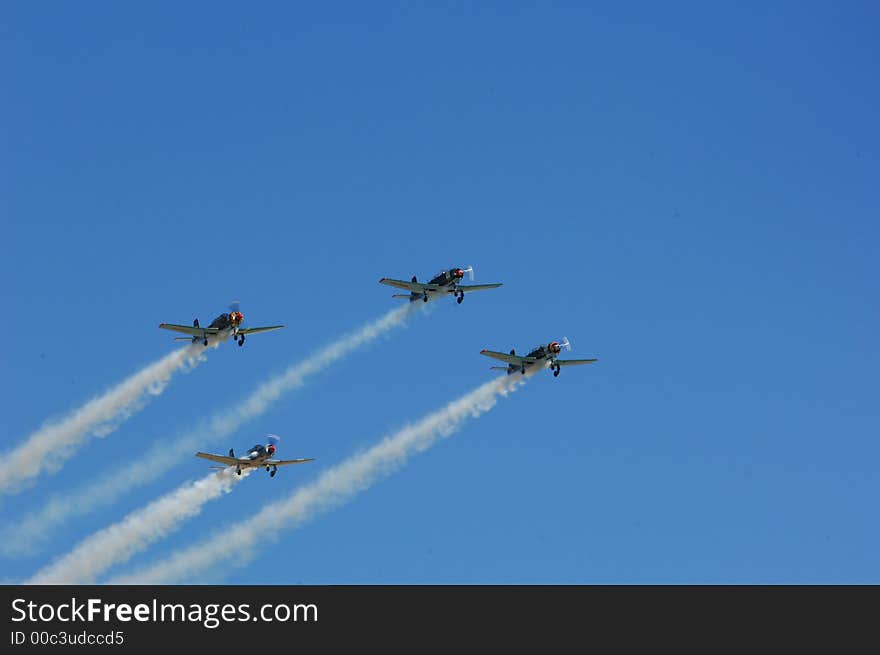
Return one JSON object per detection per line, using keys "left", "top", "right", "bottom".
{"left": 237, "top": 325, "right": 285, "bottom": 336}
{"left": 267, "top": 458, "right": 316, "bottom": 466}
{"left": 456, "top": 283, "right": 503, "bottom": 293}
{"left": 379, "top": 277, "right": 437, "bottom": 293}
{"left": 195, "top": 452, "right": 240, "bottom": 466}
{"left": 159, "top": 323, "right": 220, "bottom": 336}
{"left": 479, "top": 349, "right": 536, "bottom": 365}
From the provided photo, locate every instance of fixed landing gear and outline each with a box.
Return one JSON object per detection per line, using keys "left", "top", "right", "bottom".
{"left": 236, "top": 466, "right": 242, "bottom": 476}
{"left": 552, "top": 363, "right": 561, "bottom": 377}
{"left": 203, "top": 338, "right": 208, "bottom": 346}
{"left": 238, "top": 335, "right": 245, "bottom": 347}
{"left": 456, "top": 290, "right": 464, "bottom": 304}
{"left": 423, "top": 291, "right": 429, "bottom": 302}
{"left": 269, "top": 465, "right": 277, "bottom": 478}
{"left": 521, "top": 363, "right": 526, "bottom": 375}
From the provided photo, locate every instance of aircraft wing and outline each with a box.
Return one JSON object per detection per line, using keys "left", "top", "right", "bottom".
{"left": 557, "top": 358, "right": 599, "bottom": 367}
{"left": 456, "top": 283, "right": 503, "bottom": 293}
{"left": 195, "top": 452, "right": 240, "bottom": 466}
{"left": 159, "top": 323, "right": 220, "bottom": 336}
{"left": 267, "top": 457, "right": 316, "bottom": 466}
{"left": 378, "top": 278, "right": 439, "bottom": 293}
{"left": 479, "top": 349, "right": 538, "bottom": 365}
{"left": 236, "top": 325, "right": 286, "bottom": 336}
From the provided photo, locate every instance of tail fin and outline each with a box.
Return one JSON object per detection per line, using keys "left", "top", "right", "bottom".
{"left": 193, "top": 318, "right": 200, "bottom": 328}
{"left": 411, "top": 275, "right": 418, "bottom": 283}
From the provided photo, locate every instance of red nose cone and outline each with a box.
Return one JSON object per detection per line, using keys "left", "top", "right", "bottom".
{"left": 550, "top": 342, "right": 560, "bottom": 353}
{"left": 267, "top": 444, "right": 275, "bottom": 455}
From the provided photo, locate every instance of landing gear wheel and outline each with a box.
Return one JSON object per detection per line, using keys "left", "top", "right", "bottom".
{"left": 203, "top": 338, "right": 208, "bottom": 346}
{"left": 270, "top": 466, "right": 277, "bottom": 478}
{"left": 521, "top": 365, "right": 526, "bottom": 375}
{"left": 553, "top": 367, "right": 560, "bottom": 378}
{"left": 423, "top": 293, "right": 429, "bottom": 302}
{"left": 238, "top": 336, "right": 244, "bottom": 347}
{"left": 456, "top": 291, "right": 463, "bottom": 304}
{"left": 236, "top": 467, "right": 241, "bottom": 476}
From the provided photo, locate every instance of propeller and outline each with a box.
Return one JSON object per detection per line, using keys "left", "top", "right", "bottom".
{"left": 462, "top": 265, "right": 474, "bottom": 281}
{"left": 266, "top": 434, "right": 281, "bottom": 446}
{"left": 228, "top": 300, "right": 244, "bottom": 326}
{"left": 559, "top": 336, "right": 572, "bottom": 352}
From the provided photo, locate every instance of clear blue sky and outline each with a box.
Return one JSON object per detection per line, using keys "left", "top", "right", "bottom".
{"left": 3, "top": 1, "right": 878, "bottom": 583}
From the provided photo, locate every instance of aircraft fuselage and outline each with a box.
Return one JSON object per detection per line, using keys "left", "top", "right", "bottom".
{"left": 502, "top": 345, "right": 559, "bottom": 374}
{"left": 207, "top": 313, "right": 236, "bottom": 330}
{"left": 222, "top": 445, "right": 278, "bottom": 473}
{"left": 405, "top": 269, "right": 465, "bottom": 302}
{"left": 234, "top": 445, "right": 273, "bottom": 468}
{"left": 189, "top": 313, "right": 242, "bottom": 346}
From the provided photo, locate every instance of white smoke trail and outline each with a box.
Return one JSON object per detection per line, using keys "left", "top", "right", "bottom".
{"left": 4, "top": 305, "right": 417, "bottom": 554}
{"left": 111, "top": 373, "right": 529, "bottom": 584}
{"left": 0, "top": 345, "right": 205, "bottom": 495}
{"left": 26, "top": 468, "right": 248, "bottom": 584}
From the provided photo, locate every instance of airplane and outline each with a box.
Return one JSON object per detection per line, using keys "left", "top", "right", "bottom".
{"left": 196, "top": 436, "right": 314, "bottom": 478}
{"left": 159, "top": 302, "right": 284, "bottom": 347}
{"left": 379, "top": 266, "right": 502, "bottom": 304}
{"left": 480, "top": 337, "right": 598, "bottom": 377}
